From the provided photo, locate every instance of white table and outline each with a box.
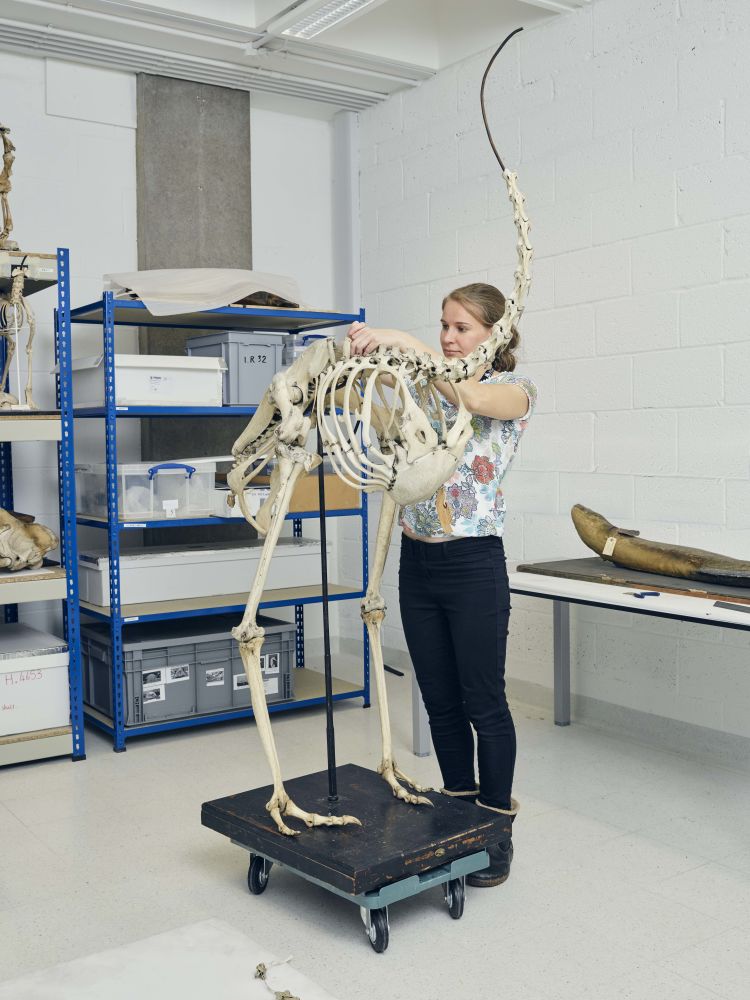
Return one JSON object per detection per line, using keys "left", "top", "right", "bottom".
{"left": 412, "top": 560, "right": 750, "bottom": 754}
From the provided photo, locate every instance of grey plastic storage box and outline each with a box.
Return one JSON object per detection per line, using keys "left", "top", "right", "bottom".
{"left": 228, "top": 615, "right": 295, "bottom": 709}
{"left": 185, "top": 331, "right": 284, "bottom": 405}
{"left": 81, "top": 614, "right": 295, "bottom": 726}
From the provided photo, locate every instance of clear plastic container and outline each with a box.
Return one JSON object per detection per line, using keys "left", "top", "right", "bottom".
{"left": 282, "top": 332, "right": 327, "bottom": 367}
{"left": 75, "top": 459, "right": 216, "bottom": 521}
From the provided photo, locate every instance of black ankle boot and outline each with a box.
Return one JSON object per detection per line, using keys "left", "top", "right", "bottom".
{"left": 467, "top": 797, "right": 518, "bottom": 888}
{"left": 467, "top": 836, "right": 513, "bottom": 887}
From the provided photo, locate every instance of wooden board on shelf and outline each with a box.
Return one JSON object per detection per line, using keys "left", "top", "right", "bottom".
{"left": 0, "top": 250, "right": 58, "bottom": 297}
{"left": 0, "top": 726, "right": 73, "bottom": 766}
{"left": 79, "top": 583, "right": 360, "bottom": 620}
{"left": 0, "top": 566, "right": 67, "bottom": 605}
{"left": 0, "top": 413, "right": 62, "bottom": 442}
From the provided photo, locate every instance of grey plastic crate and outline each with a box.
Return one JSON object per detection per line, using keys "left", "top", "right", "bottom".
{"left": 185, "top": 331, "right": 284, "bottom": 405}
{"left": 229, "top": 616, "right": 295, "bottom": 709}
{"left": 81, "top": 614, "right": 295, "bottom": 726}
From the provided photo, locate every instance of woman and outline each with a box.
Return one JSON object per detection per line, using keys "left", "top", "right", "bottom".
{"left": 348, "top": 282, "right": 536, "bottom": 887}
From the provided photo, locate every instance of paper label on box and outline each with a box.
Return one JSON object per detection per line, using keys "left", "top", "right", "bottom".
{"left": 263, "top": 677, "right": 279, "bottom": 696}
{"left": 167, "top": 664, "right": 189, "bottom": 683}
{"left": 149, "top": 375, "right": 170, "bottom": 394}
{"left": 143, "top": 685, "right": 165, "bottom": 703}
{"left": 205, "top": 668, "right": 224, "bottom": 687}
{"left": 142, "top": 668, "right": 164, "bottom": 687}
{"left": 261, "top": 653, "right": 280, "bottom": 675}
{"left": 233, "top": 673, "right": 249, "bottom": 691}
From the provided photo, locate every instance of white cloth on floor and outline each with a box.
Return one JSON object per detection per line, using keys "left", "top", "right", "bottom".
{"left": 0, "top": 918, "right": 339, "bottom": 999}
{"left": 104, "top": 268, "right": 305, "bottom": 316}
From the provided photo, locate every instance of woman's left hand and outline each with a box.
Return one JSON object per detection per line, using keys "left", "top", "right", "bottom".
{"left": 347, "top": 322, "right": 409, "bottom": 356}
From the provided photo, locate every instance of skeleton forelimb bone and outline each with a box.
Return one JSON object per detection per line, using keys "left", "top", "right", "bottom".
{"left": 227, "top": 29, "right": 532, "bottom": 834}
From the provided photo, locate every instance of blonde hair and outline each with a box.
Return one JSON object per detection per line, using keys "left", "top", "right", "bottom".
{"left": 441, "top": 283, "right": 520, "bottom": 373}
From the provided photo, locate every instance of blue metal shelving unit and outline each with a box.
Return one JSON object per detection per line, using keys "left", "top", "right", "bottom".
{"left": 0, "top": 247, "right": 85, "bottom": 763}
{"left": 71, "top": 292, "right": 371, "bottom": 751}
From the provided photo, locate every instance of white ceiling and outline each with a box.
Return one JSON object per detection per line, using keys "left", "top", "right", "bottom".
{"left": 0, "top": 0, "right": 583, "bottom": 113}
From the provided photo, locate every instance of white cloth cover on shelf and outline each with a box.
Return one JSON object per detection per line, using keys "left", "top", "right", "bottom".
{"left": 104, "top": 268, "right": 305, "bottom": 316}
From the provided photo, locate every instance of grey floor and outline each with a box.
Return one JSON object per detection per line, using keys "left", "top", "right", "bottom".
{"left": 1, "top": 660, "right": 749, "bottom": 1000}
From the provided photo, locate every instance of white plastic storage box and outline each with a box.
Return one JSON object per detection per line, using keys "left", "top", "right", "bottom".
{"left": 77, "top": 537, "right": 325, "bottom": 607}
{"left": 0, "top": 625, "right": 69, "bottom": 737}
{"left": 185, "top": 332, "right": 284, "bottom": 405}
{"left": 76, "top": 458, "right": 216, "bottom": 522}
{"left": 70, "top": 354, "right": 226, "bottom": 408}
{"left": 81, "top": 614, "right": 293, "bottom": 725}
{"left": 212, "top": 484, "right": 270, "bottom": 519}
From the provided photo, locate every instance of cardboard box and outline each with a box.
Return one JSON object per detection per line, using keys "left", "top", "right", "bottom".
{"left": 254, "top": 471, "right": 360, "bottom": 513}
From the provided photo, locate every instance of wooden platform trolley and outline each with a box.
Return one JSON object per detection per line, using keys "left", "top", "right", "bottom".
{"left": 202, "top": 764, "right": 508, "bottom": 953}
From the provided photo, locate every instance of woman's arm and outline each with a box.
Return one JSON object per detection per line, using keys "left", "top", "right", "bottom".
{"left": 441, "top": 378, "right": 530, "bottom": 421}
{"left": 347, "top": 323, "right": 529, "bottom": 420}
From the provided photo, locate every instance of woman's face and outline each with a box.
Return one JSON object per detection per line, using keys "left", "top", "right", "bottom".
{"left": 440, "top": 299, "right": 492, "bottom": 359}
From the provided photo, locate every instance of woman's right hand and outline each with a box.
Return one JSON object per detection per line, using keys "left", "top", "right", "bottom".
{"left": 347, "top": 322, "right": 410, "bottom": 356}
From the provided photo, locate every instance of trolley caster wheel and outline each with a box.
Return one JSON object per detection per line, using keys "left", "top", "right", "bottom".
{"left": 444, "top": 877, "right": 465, "bottom": 919}
{"left": 247, "top": 855, "right": 271, "bottom": 895}
{"left": 361, "top": 907, "right": 389, "bottom": 953}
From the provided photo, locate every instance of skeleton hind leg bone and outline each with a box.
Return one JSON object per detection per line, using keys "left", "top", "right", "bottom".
{"left": 232, "top": 442, "right": 361, "bottom": 836}
{"left": 364, "top": 491, "right": 432, "bottom": 806}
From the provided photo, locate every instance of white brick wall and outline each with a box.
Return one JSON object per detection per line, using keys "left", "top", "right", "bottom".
{"left": 353, "top": 0, "right": 750, "bottom": 745}
{"left": 1, "top": 54, "right": 139, "bottom": 637}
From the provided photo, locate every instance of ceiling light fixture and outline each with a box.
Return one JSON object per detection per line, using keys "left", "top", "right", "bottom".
{"left": 281, "top": 0, "right": 382, "bottom": 40}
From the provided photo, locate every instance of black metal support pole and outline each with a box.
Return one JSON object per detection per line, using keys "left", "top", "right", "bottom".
{"left": 317, "top": 430, "right": 338, "bottom": 804}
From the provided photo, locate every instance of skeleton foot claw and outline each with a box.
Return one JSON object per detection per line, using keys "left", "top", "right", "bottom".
{"left": 268, "top": 805, "right": 301, "bottom": 838}
{"left": 393, "top": 765, "right": 433, "bottom": 794}
{"left": 379, "top": 762, "right": 434, "bottom": 807}
{"left": 267, "top": 795, "right": 362, "bottom": 835}
{"left": 285, "top": 800, "right": 362, "bottom": 829}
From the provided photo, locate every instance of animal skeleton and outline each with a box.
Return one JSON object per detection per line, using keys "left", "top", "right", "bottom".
{"left": 0, "top": 124, "right": 17, "bottom": 250}
{"left": 0, "top": 126, "right": 38, "bottom": 409}
{"left": 0, "top": 266, "right": 38, "bottom": 409}
{"left": 227, "top": 31, "right": 532, "bottom": 836}
{"left": 0, "top": 508, "right": 58, "bottom": 571}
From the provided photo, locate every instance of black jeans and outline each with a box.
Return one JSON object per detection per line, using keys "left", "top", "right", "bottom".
{"left": 398, "top": 533, "right": 516, "bottom": 811}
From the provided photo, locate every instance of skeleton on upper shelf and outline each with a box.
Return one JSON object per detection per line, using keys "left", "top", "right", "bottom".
{"left": 0, "top": 126, "right": 39, "bottom": 410}
{"left": 0, "top": 123, "right": 17, "bottom": 251}
{"left": 226, "top": 31, "right": 532, "bottom": 835}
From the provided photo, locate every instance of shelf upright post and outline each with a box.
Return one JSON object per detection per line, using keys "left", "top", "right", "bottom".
{"left": 102, "top": 290, "right": 126, "bottom": 751}
{"left": 55, "top": 248, "right": 85, "bottom": 759}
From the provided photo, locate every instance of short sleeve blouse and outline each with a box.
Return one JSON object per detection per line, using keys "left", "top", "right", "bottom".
{"left": 398, "top": 369, "right": 537, "bottom": 539}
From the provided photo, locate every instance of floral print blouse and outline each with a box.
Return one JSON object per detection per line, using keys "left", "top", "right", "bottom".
{"left": 399, "top": 369, "right": 537, "bottom": 539}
